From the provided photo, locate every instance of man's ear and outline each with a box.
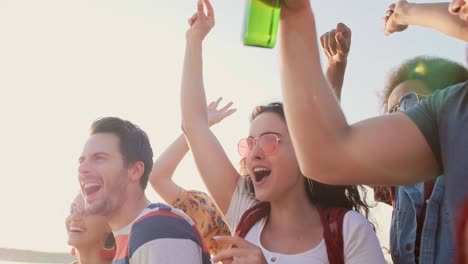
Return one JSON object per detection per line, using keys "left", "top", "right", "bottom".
{"left": 128, "top": 161, "right": 145, "bottom": 183}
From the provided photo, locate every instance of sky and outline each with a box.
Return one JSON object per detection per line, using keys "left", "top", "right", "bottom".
{"left": 0, "top": 0, "right": 465, "bottom": 254}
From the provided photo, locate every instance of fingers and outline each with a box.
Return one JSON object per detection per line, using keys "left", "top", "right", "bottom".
{"left": 188, "top": 13, "right": 198, "bottom": 26}
{"left": 197, "top": 0, "right": 214, "bottom": 18}
{"left": 219, "top": 101, "right": 234, "bottom": 112}
{"left": 336, "top": 22, "right": 351, "bottom": 37}
{"left": 335, "top": 23, "right": 351, "bottom": 56}
{"left": 203, "top": 0, "right": 214, "bottom": 18}
{"left": 320, "top": 32, "right": 332, "bottom": 59}
{"left": 327, "top": 29, "right": 337, "bottom": 56}
{"left": 383, "top": 3, "right": 395, "bottom": 35}
{"left": 213, "top": 97, "right": 222, "bottom": 108}
{"left": 214, "top": 236, "right": 253, "bottom": 248}
{"left": 212, "top": 248, "right": 250, "bottom": 262}
{"left": 335, "top": 33, "right": 349, "bottom": 56}
{"left": 197, "top": 0, "right": 204, "bottom": 16}
{"left": 208, "top": 101, "right": 215, "bottom": 109}
{"left": 220, "top": 108, "right": 237, "bottom": 119}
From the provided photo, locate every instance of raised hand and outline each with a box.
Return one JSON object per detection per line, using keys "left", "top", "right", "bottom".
{"left": 320, "top": 23, "right": 351, "bottom": 64}
{"left": 211, "top": 236, "right": 268, "bottom": 264}
{"left": 186, "top": 0, "right": 215, "bottom": 41}
{"left": 384, "top": 0, "right": 410, "bottom": 35}
{"left": 207, "top": 97, "right": 236, "bottom": 127}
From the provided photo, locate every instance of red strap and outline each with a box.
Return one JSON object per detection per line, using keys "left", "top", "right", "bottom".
{"left": 318, "top": 207, "right": 349, "bottom": 264}
{"left": 456, "top": 199, "right": 468, "bottom": 264}
{"left": 235, "top": 202, "right": 270, "bottom": 238}
{"left": 235, "top": 203, "right": 348, "bottom": 264}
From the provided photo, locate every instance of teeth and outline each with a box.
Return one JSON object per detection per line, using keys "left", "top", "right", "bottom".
{"left": 70, "top": 227, "right": 84, "bottom": 232}
{"left": 83, "top": 183, "right": 101, "bottom": 189}
{"left": 253, "top": 167, "right": 269, "bottom": 172}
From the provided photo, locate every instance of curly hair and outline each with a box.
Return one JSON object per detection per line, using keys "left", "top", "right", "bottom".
{"left": 381, "top": 56, "right": 468, "bottom": 109}
{"left": 247, "top": 102, "right": 372, "bottom": 220}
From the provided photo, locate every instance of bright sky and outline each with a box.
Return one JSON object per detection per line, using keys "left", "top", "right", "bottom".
{"left": 0, "top": 0, "right": 465, "bottom": 253}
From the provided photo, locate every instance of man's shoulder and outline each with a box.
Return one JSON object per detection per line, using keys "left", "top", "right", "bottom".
{"left": 428, "top": 81, "right": 467, "bottom": 107}
{"left": 135, "top": 203, "right": 196, "bottom": 226}
{"left": 127, "top": 203, "right": 211, "bottom": 263}
{"left": 128, "top": 203, "right": 202, "bottom": 246}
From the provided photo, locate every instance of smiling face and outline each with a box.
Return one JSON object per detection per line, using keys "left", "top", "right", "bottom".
{"left": 78, "top": 133, "right": 128, "bottom": 216}
{"left": 246, "top": 112, "right": 303, "bottom": 202}
{"left": 65, "top": 194, "right": 112, "bottom": 249}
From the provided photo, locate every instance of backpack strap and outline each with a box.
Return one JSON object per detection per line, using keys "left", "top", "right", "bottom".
{"left": 456, "top": 199, "right": 468, "bottom": 264}
{"left": 235, "top": 203, "right": 348, "bottom": 264}
{"left": 317, "top": 206, "right": 349, "bottom": 264}
{"left": 235, "top": 202, "right": 270, "bottom": 238}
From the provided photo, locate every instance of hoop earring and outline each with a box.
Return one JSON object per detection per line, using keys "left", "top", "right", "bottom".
{"left": 100, "top": 246, "right": 116, "bottom": 260}
{"left": 307, "top": 178, "right": 314, "bottom": 192}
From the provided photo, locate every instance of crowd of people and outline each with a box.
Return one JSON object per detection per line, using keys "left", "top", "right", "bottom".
{"left": 64, "top": 0, "right": 468, "bottom": 263}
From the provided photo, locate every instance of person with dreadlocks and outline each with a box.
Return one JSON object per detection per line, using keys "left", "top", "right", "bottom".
{"left": 376, "top": 56, "right": 468, "bottom": 264}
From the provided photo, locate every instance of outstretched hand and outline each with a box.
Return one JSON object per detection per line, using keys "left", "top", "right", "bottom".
{"left": 384, "top": 0, "right": 409, "bottom": 35}
{"left": 186, "top": 0, "right": 215, "bottom": 41}
{"left": 320, "top": 23, "right": 351, "bottom": 64}
{"left": 211, "top": 236, "right": 268, "bottom": 264}
{"left": 207, "top": 97, "right": 236, "bottom": 127}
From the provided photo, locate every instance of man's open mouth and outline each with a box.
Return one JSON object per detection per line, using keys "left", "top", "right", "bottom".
{"left": 81, "top": 183, "right": 102, "bottom": 198}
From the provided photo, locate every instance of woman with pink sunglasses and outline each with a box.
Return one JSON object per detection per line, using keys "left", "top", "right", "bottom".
{"left": 179, "top": 0, "right": 384, "bottom": 263}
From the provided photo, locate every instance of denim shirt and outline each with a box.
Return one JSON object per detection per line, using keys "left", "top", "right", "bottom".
{"left": 390, "top": 176, "right": 455, "bottom": 264}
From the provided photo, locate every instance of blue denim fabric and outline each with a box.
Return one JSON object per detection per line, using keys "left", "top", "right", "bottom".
{"left": 390, "top": 176, "right": 455, "bottom": 264}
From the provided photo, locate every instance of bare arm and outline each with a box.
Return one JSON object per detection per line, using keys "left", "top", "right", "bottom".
{"left": 150, "top": 98, "right": 236, "bottom": 205}
{"left": 279, "top": 2, "right": 439, "bottom": 186}
{"left": 150, "top": 135, "right": 188, "bottom": 204}
{"left": 384, "top": 1, "right": 468, "bottom": 41}
{"left": 320, "top": 23, "right": 352, "bottom": 100}
{"left": 180, "top": 0, "right": 240, "bottom": 214}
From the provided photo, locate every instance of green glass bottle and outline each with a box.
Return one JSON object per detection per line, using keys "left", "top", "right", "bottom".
{"left": 243, "top": 0, "right": 282, "bottom": 48}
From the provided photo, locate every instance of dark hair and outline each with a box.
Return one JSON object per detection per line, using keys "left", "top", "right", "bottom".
{"left": 104, "top": 233, "right": 116, "bottom": 249}
{"left": 247, "top": 102, "right": 372, "bottom": 219}
{"left": 382, "top": 56, "right": 468, "bottom": 108}
{"left": 90, "top": 117, "right": 153, "bottom": 191}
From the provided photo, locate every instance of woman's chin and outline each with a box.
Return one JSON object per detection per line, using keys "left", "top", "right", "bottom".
{"left": 254, "top": 190, "right": 272, "bottom": 202}
{"left": 67, "top": 237, "right": 84, "bottom": 249}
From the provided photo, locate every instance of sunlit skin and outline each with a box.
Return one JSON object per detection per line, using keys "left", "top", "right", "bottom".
{"left": 65, "top": 194, "right": 112, "bottom": 264}
{"left": 78, "top": 133, "right": 128, "bottom": 218}
{"left": 245, "top": 112, "right": 322, "bottom": 254}
{"left": 246, "top": 113, "right": 304, "bottom": 203}
{"left": 449, "top": 0, "right": 468, "bottom": 21}
{"left": 78, "top": 133, "right": 148, "bottom": 231}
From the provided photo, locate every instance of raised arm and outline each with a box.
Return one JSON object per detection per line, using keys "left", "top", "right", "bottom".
{"left": 384, "top": 0, "right": 468, "bottom": 41}
{"left": 150, "top": 134, "right": 188, "bottom": 204}
{"left": 150, "top": 98, "right": 236, "bottom": 204}
{"left": 180, "top": 0, "right": 240, "bottom": 214}
{"left": 278, "top": 1, "right": 439, "bottom": 186}
{"left": 320, "top": 23, "right": 352, "bottom": 100}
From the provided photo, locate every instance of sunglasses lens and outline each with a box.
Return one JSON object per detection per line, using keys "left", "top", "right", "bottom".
{"left": 259, "top": 134, "right": 278, "bottom": 154}
{"left": 399, "top": 93, "right": 419, "bottom": 111}
{"left": 238, "top": 139, "right": 250, "bottom": 157}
